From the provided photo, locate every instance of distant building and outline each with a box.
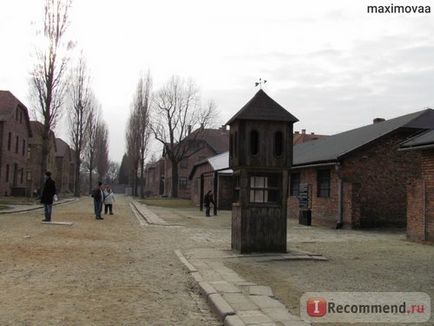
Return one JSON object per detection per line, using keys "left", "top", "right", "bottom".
{"left": 400, "top": 130, "right": 434, "bottom": 243}
{"left": 163, "top": 127, "right": 229, "bottom": 199}
{"left": 55, "top": 138, "right": 74, "bottom": 193}
{"left": 144, "top": 158, "right": 165, "bottom": 197}
{"left": 0, "top": 91, "right": 33, "bottom": 196}
{"left": 293, "top": 129, "right": 327, "bottom": 144}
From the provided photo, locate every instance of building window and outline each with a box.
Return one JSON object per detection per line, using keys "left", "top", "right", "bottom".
{"left": 27, "top": 146, "right": 31, "bottom": 159}
{"left": 290, "top": 173, "right": 301, "bottom": 197}
{"left": 5, "top": 164, "right": 9, "bottom": 182}
{"left": 250, "top": 130, "right": 259, "bottom": 155}
{"left": 179, "top": 177, "right": 188, "bottom": 190}
{"left": 20, "top": 111, "right": 23, "bottom": 123}
{"left": 274, "top": 131, "right": 283, "bottom": 157}
{"left": 7, "top": 132, "right": 11, "bottom": 151}
{"left": 16, "top": 108, "right": 19, "bottom": 120}
{"left": 249, "top": 175, "right": 279, "bottom": 203}
{"left": 22, "top": 140, "right": 26, "bottom": 156}
{"left": 20, "top": 169, "right": 23, "bottom": 184}
{"left": 26, "top": 171, "right": 31, "bottom": 181}
{"left": 317, "top": 169, "right": 331, "bottom": 198}
{"left": 15, "top": 136, "right": 19, "bottom": 153}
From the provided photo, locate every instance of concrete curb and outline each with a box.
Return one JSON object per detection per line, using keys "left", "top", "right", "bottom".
{"left": 224, "top": 315, "right": 246, "bottom": 326}
{"left": 208, "top": 293, "right": 236, "bottom": 321}
{"left": 198, "top": 281, "right": 217, "bottom": 297}
{"left": 0, "top": 198, "right": 78, "bottom": 215}
{"left": 174, "top": 249, "right": 198, "bottom": 273}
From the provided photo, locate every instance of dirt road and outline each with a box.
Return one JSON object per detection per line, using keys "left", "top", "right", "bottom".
{"left": 0, "top": 196, "right": 218, "bottom": 325}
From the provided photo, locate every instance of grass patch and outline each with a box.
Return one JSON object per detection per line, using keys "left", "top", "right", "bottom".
{"left": 0, "top": 197, "right": 37, "bottom": 206}
{"left": 139, "top": 198, "right": 195, "bottom": 208}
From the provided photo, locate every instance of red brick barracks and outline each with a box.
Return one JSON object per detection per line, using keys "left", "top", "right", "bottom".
{"left": 0, "top": 91, "right": 75, "bottom": 196}
{"left": 147, "top": 90, "right": 434, "bottom": 243}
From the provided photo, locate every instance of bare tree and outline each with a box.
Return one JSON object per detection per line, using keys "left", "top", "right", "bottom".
{"left": 152, "top": 76, "right": 217, "bottom": 198}
{"left": 30, "top": 0, "right": 73, "bottom": 188}
{"left": 95, "top": 120, "right": 109, "bottom": 181}
{"left": 125, "top": 113, "right": 140, "bottom": 196}
{"left": 106, "top": 161, "right": 120, "bottom": 184}
{"left": 132, "top": 72, "right": 152, "bottom": 198}
{"left": 84, "top": 95, "right": 99, "bottom": 193}
{"left": 68, "top": 54, "right": 91, "bottom": 197}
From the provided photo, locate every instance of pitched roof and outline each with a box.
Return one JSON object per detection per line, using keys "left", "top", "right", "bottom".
{"left": 189, "top": 128, "right": 229, "bottom": 154}
{"left": 293, "top": 109, "right": 434, "bottom": 166}
{"left": 55, "top": 138, "right": 71, "bottom": 158}
{"left": 293, "top": 132, "right": 328, "bottom": 145}
{"left": 400, "top": 129, "right": 434, "bottom": 150}
{"left": 0, "top": 90, "right": 33, "bottom": 136}
{"left": 189, "top": 151, "right": 232, "bottom": 179}
{"left": 226, "top": 89, "right": 298, "bottom": 125}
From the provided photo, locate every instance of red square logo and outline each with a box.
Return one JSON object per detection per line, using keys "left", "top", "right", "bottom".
{"left": 307, "top": 297, "right": 327, "bottom": 317}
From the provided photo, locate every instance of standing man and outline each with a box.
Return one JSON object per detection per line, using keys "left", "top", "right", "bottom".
{"left": 92, "top": 182, "right": 104, "bottom": 220}
{"left": 204, "top": 190, "right": 216, "bottom": 217}
{"left": 41, "top": 171, "right": 57, "bottom": 222}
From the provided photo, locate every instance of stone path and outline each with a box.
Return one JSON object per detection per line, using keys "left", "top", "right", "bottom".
{"left": 175, "top": 247, "right": 311, "bottom": 326}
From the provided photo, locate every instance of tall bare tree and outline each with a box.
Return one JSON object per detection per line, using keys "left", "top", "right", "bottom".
{"left": 30, "top": 0, "right": 73, "bottom": 188}
{"left": 68, "top": 55, "right": 91, "bottom": 197}
{"left": 84, "top": 96, "right": 99, "bottom": 193}
{"left": 132, "top": 73, "right": 152, "bottom": 198}
{"left": 152, "top": 76, "right": 217, "bottom": 198}
{"left": 125, "top": 113, "right": 140, "bottom": 196}
{"left": 95, "top": 120, "right": 109, "bottom": 181}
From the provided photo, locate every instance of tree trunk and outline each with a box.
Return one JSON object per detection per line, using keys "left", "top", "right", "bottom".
{"left": 39, "top": 128, "right": 50, "bottom": 190}
{"left": 171, "top": 160, "right": 178, "bottom": 198}
{"left": 74, "top": 151, "right": 81, "bottom": 197}
{"left": 140, "top": 158, "right": 145, "bottom": 198}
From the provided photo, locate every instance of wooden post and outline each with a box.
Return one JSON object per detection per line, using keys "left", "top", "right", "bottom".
{"left": 199, "top": 174, "right": 204, "bottom": 211}
{"left": 213, "top": 171, "right": 218, "bottom": 216}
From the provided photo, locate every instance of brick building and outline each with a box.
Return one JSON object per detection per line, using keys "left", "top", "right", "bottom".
{"left": 189, "top": 151, "right": 233, "bottom": 210}
{"left": 144, "top": 158, "right": 165, "bottom": 197}
{"left": 293, "top": 129, "right": 327, "bottom": 144}
{"left": 400, "top": 130, "right": 434, "bottom": 243}
{"left": 27, "top": 121, "right": 57, "bottom": 195}
{"left": 55, "top": 138, "right": 75, "bottom": 193}
{"left": 162, "top": 127, "right": 229, "bottom": 199}
{"left": 288, "top": 109, "right": 434, "bottom": 228}
{"left": 0, "top": 91, "right": 33, "bottom": 196}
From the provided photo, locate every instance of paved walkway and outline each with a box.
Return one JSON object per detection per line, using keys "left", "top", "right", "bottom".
{"left": 0, "top": 197, "right": 78, "bottom": 214}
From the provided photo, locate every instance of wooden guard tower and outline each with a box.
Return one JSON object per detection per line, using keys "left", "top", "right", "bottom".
{"left": 227, "top": 89, "right": 298, "bottom": 253}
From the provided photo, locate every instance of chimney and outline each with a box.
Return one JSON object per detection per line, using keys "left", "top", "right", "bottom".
{"left": 373, "top": 118, "right": 385, "bottom": 124}
{"left": 200, "top": 123, "right": 204, "bottom": 129}
{"left": 219, "top": 125, "right": 226, "bottom": 131}
{"left": 294, "top": 131, "right": 300, "bottom": 134}
{"left": 311, "top": 132, "right": 315, "bottom": 135}
{"left": 301, "top": 129, "right": 306, "bottom": 134}
{"left": 188, "top": 125, "right": 192, "bottom": 135}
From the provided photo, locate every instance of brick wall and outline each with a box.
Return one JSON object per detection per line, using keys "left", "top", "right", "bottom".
{"left": 0, "top": 108, "right": 31, "bottom": 196}
{"left": 288, "top": 130, "right": 421, "bottom": 228}
{"left": 407, "top": 149, "right": 434, "bottom": 242}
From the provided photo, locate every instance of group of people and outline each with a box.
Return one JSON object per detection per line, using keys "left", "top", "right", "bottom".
{"left": 39, "top": 171, "right": 115, "bottom": 222}
{"left": 91, "top": 182, "right": 115, "bottom": 220}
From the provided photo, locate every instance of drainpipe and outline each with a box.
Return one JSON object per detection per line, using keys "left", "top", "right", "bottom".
{"left": 423, "top": 180, "right": 427, "bottom": 241}
{"left": 336, "top": 164, "right": 344, "bottom": 229}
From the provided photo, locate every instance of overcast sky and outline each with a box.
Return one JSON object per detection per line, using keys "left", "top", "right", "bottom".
{"left": 1, "top": 0, "right": 434, "bottom": 162}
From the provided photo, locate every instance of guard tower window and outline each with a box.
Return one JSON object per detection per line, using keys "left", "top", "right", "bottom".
{"left": 289, "top": 173, "right": 300, "bottom": 196}
{"left": 274, "top": 131, "right": 283, "bottom": 157}
{"left": 317, "top": 169, "right": 331, "bottom": 198}
{"left": 249, "top": 175, "right": 279, "bottom": 203}
{"left": 250, "top": 130, "right": 259, "bottom": 155}
{"left": 233, "top": 174, "right": 240, "bottom": 203}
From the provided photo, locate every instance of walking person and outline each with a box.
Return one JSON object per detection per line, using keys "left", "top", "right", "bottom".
{"left": 204, "top": 190, "right": 216, "bottom": 217}
{"left": 92, "top": 182, "right": 104, "bottom": 220}
{"left": 103, "top": 186, "right": 115, "bottom": 215}
{"left": 41, "top": 171, "right": 57, "bottom": 222}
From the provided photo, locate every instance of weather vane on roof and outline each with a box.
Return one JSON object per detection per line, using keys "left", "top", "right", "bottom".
{"left": 255, "top": 78, "right": 267, "bottom": 89}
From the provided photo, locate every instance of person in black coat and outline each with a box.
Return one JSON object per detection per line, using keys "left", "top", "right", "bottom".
{"left": 204, "top": 190, "right": 216, "bottom": 217}
{"left": 40, "top": 171, "right": 57, "bottom": 222}
{"left": 92, "top": 182, "right": 104, "bottom": 220}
